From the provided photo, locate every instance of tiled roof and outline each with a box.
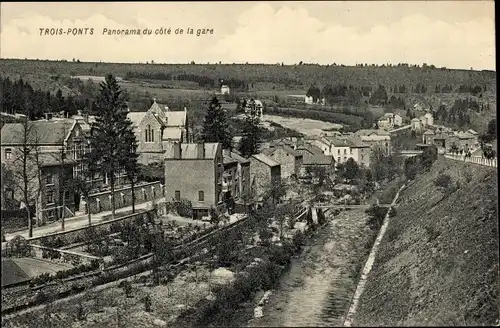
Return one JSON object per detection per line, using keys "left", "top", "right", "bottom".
{"left": 1, "top": 121, "right": 75, "bottom": 145}
{"left": 162, "top": 127, "right": 182, "bottom": 140}
{"left": 164, "top": 142, "right": 220, "bottom": 160}
{"left": 1, "top": 259, "right": 31, "bottom": 287}
{"left": 251, "top": 153, "right": 280, "bottom": 167}
{"left": 360, "top": 135, "right": 391, "bottom": 142}
{"left": 262, "top": 145, "right": 301, "bottom": 157}
{"left": 302, "top": 154, "right": 334, "bottom": 165}
{"left": 127, "top": 112, "right": 147, "bottom": 128}
{"left": 224, "top": 150, "right": 250, "bottom": 164}
{"left": 296, "top": 143, "right": 324, "bottom": 156}
{"left": 38, "top": 153, "right": 77, "bottom": 167}
{"left": 353, "top": 129, "right": 390, "bottom": 137}
{"left": 165, "top": 111, "right": 187, "bottom": 127}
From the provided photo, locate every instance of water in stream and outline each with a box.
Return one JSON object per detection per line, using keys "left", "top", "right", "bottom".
{"left": 245, "top": 209, "right": 374, "bottom": 327}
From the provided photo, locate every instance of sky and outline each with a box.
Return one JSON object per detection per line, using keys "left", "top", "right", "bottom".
{"left": 0, "top": 1, "right": 496, "bottom": 70}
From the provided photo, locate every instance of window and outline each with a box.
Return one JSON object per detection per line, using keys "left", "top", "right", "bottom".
{"left": 337, "top": 149, "right": 340, "bottom": 155}
{"left": 337, "top": 157, "right": 341, "bottom": 163}
{"left": 64, "top": 190, "right": 70, "bottom": 200}
{"left": 361, "top": 155, "right": 364, "bottom": 160}
{"left": 175, "top": 190, "right": 181, "bottom": 201}
{"left": 198, "top": 190, "right": 204, "bottom": 202}
{"left": 5, "top": 148, "right": 12, "bottom": 160}
{"left": 350, "top": 148, "right": 353, "bottom": 154}
{"left": 344, "top": 156, "right": 347, "bottom": 161}
{"left": 145, "top": 125, "right": 155, "bottom": 142}
{"left": 344, "top": 149, "right": 347, "bottom": 155}
{"left": 46, "top": 173, "right": 54, "bottom": 185}
{"left": 47, "top": 191, "right": 54, "bottom": 204}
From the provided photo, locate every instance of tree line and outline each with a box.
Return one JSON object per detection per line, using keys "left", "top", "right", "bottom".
{"left": 0, "top": 76, "right": 95, "bottom": 120}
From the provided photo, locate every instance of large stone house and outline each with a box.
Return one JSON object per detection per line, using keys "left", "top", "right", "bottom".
{"left": 222, "top": 150, "right": 252, "bottom": 212}
{"left": 164, "top": 142, "right": 224, "bottom": 219}
{"left": 127, "top": 99, "right": 189, "bottom": 164}
{"left": 295, "top": 143, "right": 335, "bottom": 175}
{"left": 261, "top": 145, "right": 303, "bottom": 179}
{"left": 328, "top": 137, "right": 371, "bottom": 168}
{"left": 1, "top": 120, "right": 85, "bottom": 222}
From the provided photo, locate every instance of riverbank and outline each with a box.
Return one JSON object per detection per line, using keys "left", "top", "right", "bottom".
{"left": 221, "top": 207, "right": 375, "bottom": 327}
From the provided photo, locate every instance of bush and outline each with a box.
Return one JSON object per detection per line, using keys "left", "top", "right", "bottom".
{"left": 175, "top": 199, "right": 194, "bottom": 218}
{"left": 434, "top": 174, "right": 452, "bottom": 189}
{"left": 365, "top": 205, "right": 388, "bottom": 230}
{"left": 143, "top": 294, "right": 152, "bottom": 312}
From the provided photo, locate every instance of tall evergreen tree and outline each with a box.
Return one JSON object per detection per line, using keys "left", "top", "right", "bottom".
{"left": 238, "top": 99, "right": 262, "bottom": 157}
{"left": 87, "top": 74, "right": 135, "bottom": 219}
{"left": 201, "top": 96, "right": 233, "bottom": 149}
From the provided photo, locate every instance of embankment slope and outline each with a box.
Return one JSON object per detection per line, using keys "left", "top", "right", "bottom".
{"left": 353, "top": 157, "right": 499, "bottom": 326}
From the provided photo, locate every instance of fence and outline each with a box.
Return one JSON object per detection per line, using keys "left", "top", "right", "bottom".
{"left": 444, "top": 153, "right": 497, "bottom": 168}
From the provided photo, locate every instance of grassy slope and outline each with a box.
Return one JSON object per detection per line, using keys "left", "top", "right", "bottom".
{"left": 353, "top": 157, "right": 499, "bottom": 326}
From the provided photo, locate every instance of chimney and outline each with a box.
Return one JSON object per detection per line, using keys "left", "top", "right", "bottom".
{"left": 174, "top": 142, "right": 182, "bottom": 159}
{"left": 197, "top": 142, "right": 205, "bottom": 159}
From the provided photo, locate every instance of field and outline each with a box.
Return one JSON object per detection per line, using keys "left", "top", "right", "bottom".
{"left": 353, "top": 158, "right": 499, "bottom": 326}
{"left": 262, "top": 115, "right": 343, "bottom": 136}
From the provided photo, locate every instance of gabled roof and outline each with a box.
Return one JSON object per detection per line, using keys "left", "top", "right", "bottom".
{"left": 251, "top": 153, "right": 280, "bottom": 167}
{"left": 38, "top": 153, "right": 77, "bottom": 167}
{"left": 467, "top": 129, "right": 478, "bottom": 135}
{"left": 423, "top": 129, "right": 435, "bottom": 135}
{"left": 127, "top": 100, "right": 187, "bottom": 129}
{"left": 411, "top": 118, "right": 420, "bottom": 122}
{"left": 296, "top": 143, "right": 324, "bottom": 156}
{"left": 360, "top": 135, "right": 391, "bottom": 142}
{"left": 164, "top": 142, "right": 220, "bottom": 160}
{"left": 1, "top": 121, "right": 76, "bottom": 145}
{"left": 262, "top": 145, "right": 301, "bottom": 157}
{"left": 1, "top": 259, "right": 31, "bottom": 287}
{"left": 353, "top": 129, "right": 390, "bottom": 137}
{"left": 162, "top": 127, "right": 182, "bottom": 140}
{"left": 302, "top": 154, "right": 334, "bottom": 166}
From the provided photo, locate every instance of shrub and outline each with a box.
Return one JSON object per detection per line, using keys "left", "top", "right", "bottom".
{"left": 119, "top": 280, "right": 133, "bottom": 298}
{"left": 365, "top": 205, "right": 388, "bottom": 230}
{"left": 434, "top": 174, "right": 452, "bottom": 189}
{"left": 175, "top": 199, "right": 194, "bottom": 218}
{"left": 143, "top": 294, "right": 152, "bottom": 312}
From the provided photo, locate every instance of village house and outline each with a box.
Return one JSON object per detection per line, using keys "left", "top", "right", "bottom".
{"left": 244, "top": 99, "right": 264, "bottom": 119}
{"left": 249, "top": 153, "right": 281, "bottom": 200}
{"left": 353, "top": 129, "right": 392, "bottom": 155}
{"left": 221, "top": 85, "right": 230, "bottom": 95}
{"left": 295, "top": 143, "right": 335, "bottom": 175}
{"left": 419, "top": 113, "right": 434, "bottom": 127}
{"left": 127, "top": 99, "right": 189, "bottom": 164}
{"left": 1, "top": 120, "right": 86, "bottom": 222}
{"left": 411, "top": 118, "right": 422, "bottom": 131}
{"left": 261, "top": 144, "right": 303, "bottom": 179}
{"left": 164, "top": 142, "right": 224, "bottom": 219}
{"left": 377, "top": 112, "right": 403, "bottom": 130}
{"left": 222, "top": 149, "right": 252, "bottom": 212}
{"left": 422, "top": 127, "right": 479, "bottom": 153}
{"left": 328, "top": 137, "right": 371, "bottom": 168}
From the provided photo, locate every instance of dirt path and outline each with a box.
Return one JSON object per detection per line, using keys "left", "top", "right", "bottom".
{"left": 245, "top": 209, "right": 374, "bottom": 327}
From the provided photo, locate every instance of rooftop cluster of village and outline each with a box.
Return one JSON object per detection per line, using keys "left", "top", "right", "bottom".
{"left": 1, "top": 92, "right": 481, "bottom": 226}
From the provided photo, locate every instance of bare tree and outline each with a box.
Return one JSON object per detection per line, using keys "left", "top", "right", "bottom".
{"left": 51, "top": 122, "right": 72, "bottom": 231}
{"left": 10, "top": 119, "right": 43, "bottom": 238}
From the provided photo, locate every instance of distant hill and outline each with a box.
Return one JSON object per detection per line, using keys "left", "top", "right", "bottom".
{"left": 0, "top": 59, "right": 496, "bottom": 91}
{"left": 353, "top": 157, "right": 499, "bottom": 326}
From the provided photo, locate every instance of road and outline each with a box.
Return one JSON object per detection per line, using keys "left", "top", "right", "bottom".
{"left": 2, "top": 198, "right": 165, "bottom": 246}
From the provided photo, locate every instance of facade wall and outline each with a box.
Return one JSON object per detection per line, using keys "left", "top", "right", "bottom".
{"left": 84, "top": 181, "right": 164, "bottom": 214}
{"left": 240, "top": 163, "right": 251, "bottom": 198}
{"left": 40, "top": 165, "right": 76, "bottom": 221}
{"left": 352, "top": 147, "right": 371, "bottom": 167}
{"left": 267, "top": 148, "right": 296, "bottom": 178}
{"left": 249, "top": 158, "right": 280, "bottom": 197}
{"left": 165, "top": 159, "right": 216, "bottom": 208}
{"left": 137, "top": 113, "right": 164, "bottom": 153}
{"left": 332, "top": 146, "right": 352, "bottom": 164}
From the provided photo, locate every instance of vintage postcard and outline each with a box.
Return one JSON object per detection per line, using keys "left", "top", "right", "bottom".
{"left": 0, "top": 1, "right": 497, "bottom": 327}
